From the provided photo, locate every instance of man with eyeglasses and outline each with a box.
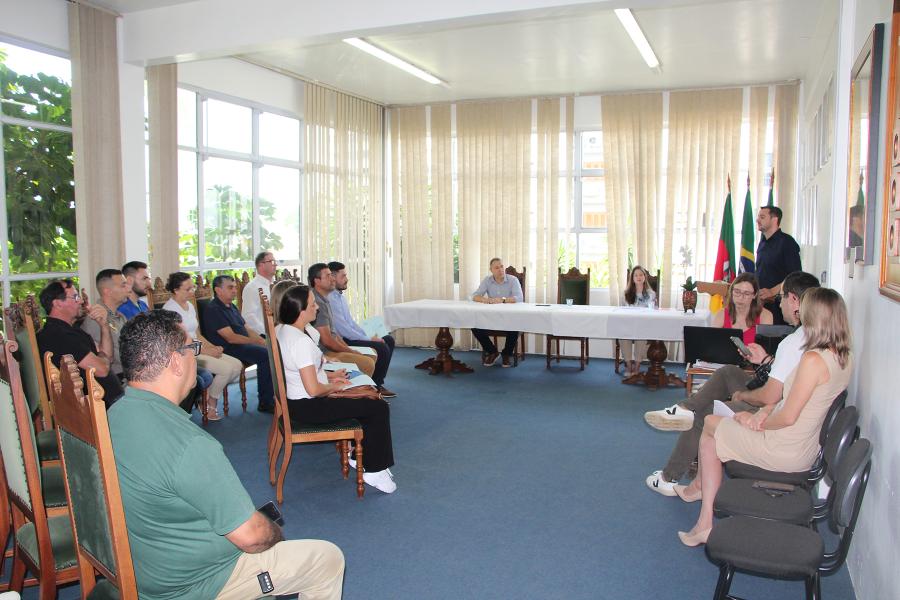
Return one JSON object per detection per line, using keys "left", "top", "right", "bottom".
{"left": 643, "top": 271, "right": 819, "bottom": 497}
{"left": 37, "top": 278, "right": 124, "bottom": 406}
{"left": 242, "top": 251, "right": 279, "bottom": 335}
{"left": 109, "top": 310, "right": 344, "bottom": 599}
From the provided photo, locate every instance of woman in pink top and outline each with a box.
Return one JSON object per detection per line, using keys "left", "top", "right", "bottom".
{"left": 711, "top": 273, "right": 773, "bottom": 344}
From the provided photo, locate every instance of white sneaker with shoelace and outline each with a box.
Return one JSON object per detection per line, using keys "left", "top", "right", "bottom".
{"left": 644, "top": 404, "right": 694, "bottom": 431}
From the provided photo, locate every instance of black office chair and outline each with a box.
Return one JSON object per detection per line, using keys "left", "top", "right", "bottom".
{"left": 705, "top": 438, "right": 872, "bottom": 600}
{"left": 713, "top": 406, "right": 858, "bottom": 525}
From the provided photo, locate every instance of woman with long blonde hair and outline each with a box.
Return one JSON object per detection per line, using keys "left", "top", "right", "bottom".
{"left": 676, "top": 287, "right": 852, "bottom": 546}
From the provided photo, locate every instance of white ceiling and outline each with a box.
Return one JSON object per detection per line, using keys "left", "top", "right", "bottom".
{"left": 236, "top": 0, "right": 832, "bottom": 106}
{"left": 92, "top": 0, "right": 199, "bottom": 12}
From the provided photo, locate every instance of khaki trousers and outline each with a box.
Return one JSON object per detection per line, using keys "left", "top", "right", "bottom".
{"left": 198, "top": 352, "right": 244, "bottom": 400}
{"left": 215, "top": 539, "right": 344, "bottom": 600}
{"left": 326, "top": 351, "right": 376, "bottom": 377}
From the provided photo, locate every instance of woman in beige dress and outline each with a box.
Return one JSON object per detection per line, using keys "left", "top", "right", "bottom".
{"left": 676, "top": 287, "right": 852, "bottom": 546}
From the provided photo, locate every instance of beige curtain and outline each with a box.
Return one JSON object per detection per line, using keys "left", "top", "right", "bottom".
{"left": 147, "top": 64, "right": 180, "bottom": 279}
{"left": 664, "top": 88, "right": 743, "bottom": 305}
{"left": 747, "top": 86, "right": 770, "bottom": 209}
{"left": 388, "top": 105, "right": 453, "bottom": 347}
{"left": 601, "top": 92, "right": 663, "bottom": 304}
{"left": 774, "top": 83, "right": 800, "bottom": 234}
{"left": 457, "top": 99, "right": 532, "bottom": 299}
{"left": 69, "top": 2, "right": 125, "bottom": 296}
{"left": 304, "top": 83, "right": 384, "bottom": 321}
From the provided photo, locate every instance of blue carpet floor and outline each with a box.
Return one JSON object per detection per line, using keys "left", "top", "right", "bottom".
{"left": 21, "top": 347, "right": 856, "bottom": 599}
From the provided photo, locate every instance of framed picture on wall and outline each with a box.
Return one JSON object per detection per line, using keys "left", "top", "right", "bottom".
{"left": 880, "top": 6, "right": 900, "bottom": 300}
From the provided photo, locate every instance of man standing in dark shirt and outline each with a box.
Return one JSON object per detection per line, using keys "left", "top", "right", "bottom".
{"left": 201, "top": 275, "right": 275, "bottom": 413}
{"left": 37, "top": 279, "right": 124, "bottom": 406}
{"left": 755, "top": 206, "right": 802, "bottom": 325}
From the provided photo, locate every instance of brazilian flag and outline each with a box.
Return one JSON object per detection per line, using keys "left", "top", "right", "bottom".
{"left": 739, "top": 186, "right": 755, "bottom": 274}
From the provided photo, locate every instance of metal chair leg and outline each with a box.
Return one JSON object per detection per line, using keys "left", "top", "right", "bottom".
{"left": 713, "top": 564, "right": 734, "bottom": 600}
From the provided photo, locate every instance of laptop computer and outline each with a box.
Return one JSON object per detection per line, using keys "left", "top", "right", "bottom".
{"left": 683, "top": 326, "right": 745, "bottom": 365}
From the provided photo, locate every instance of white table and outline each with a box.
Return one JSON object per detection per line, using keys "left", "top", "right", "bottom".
{"left": 384, "top": 300, "right": 711, "bottom": 389}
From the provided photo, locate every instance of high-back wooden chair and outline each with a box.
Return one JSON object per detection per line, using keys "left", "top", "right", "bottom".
{"left": 614, "top": 268, "right": 662, "bottom": 374}
{"left": 0, "top": 340, "right": 79, "bottom": 597}
{"left": 50, "top": 355, "right": 138, "bottom": 599}
{"left": 546, "top": 267, "right": 591, "bottom": 370}
{"left": 195, "top": 274, "right": 246, "bottom": 414}
{"left": 2, "top": 298, "right": 59, "bottom": 465}
{"left": 235, "top": 271, "right": 251, "bottom": 311}
{"left": 259, "top": 289, "right": 365, "bottom": 503}
{"left": 486, "top": 266, "right": 527, "bottom": 366}
{"left": 147, "top": 276, "right": 171, "bottom": 310}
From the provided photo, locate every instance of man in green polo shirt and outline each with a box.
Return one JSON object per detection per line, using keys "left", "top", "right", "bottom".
{"left": 110, "top": 310, "right": 344, "bottom": 599}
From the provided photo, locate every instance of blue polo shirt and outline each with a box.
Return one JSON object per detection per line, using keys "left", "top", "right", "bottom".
{"left": 755, "top": 229, "right": 802, "bottom": 290}
{"left": 117, "top": 298, "right": 149, "bottom": 320}
{"left": 202, "top": 297, "right": 248, "bottom": 352}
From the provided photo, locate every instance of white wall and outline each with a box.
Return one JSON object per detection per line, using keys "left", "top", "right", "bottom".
{"left": 178, "top": 58, "right": 304, "bottom": 117}
{"left": 0, "top": 0, "right": 68, "bottom": 54}
{"left": 838, "top": 1, "right": 900, "bottom": 597}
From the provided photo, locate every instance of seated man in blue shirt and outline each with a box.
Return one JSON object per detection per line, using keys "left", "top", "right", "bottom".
{"left": 202, "top": 274, "right": 275, "bottom": 413}
{"left": 471, "top": 257, "right": 524, "bottom": 368}
{"left": 118, "top": 260, "right": 152, "bottom": 320}
{"left": 327, "top": 261, "right": 396, "bottom": 398}
{"left": 110, "top": 310, "right": 344, "bottom": 599}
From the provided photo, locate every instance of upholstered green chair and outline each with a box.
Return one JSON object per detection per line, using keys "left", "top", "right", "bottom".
{"left": 3, "top": 297, "right": 59, "bottom": 464}
{"left": 546, "top": 267, "right": 591, "bottom": 370}
{"left": 0, "top": 338, "right": 79, "bottom": 597}
{"left": 259, "top": 290, "right": 364, "bottom": 503}
{"left": 50, "top": 354, "right": 137, "bottom": 599}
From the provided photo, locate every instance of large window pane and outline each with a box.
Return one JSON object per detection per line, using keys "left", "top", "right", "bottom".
{"left": 259, "top": 165, "right": 300, "bottom": 261}
{"left": 0, "top": 42, "right": 71, "bottom": 126}
{"left": 581, "top": 131, "right": 603, "bottom": 170}
{"left": 203, "top": 158, "right": 252, "bottom": 262}
{"left": 204, "top": 98, "right": 251, "bottom": 154}
{"left": 4, "top": 125, "right": 77, "bottom": 274}
{"left": 581, "top": 176, "right": 607, "bottom": 228}
{"left": 178, "top": 88, "right": 197, "bottom": 148}
{"left": 178, "top": 150, "right": 199, "bottom": 267}
{"left": 259, "top": 112, "right": 300, "bottom": 161}
{"left": 9, "top": 277, "right": 78, "bottom": 304}
{"left": 579, "top": 232, "right": 610, "bottom": 289}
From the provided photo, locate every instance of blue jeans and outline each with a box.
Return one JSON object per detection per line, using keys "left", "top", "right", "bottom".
{"left": 224, "top": 343, "right": 274, "bottom": 410}
{"left": 196, "top": 367, "right": 214, "bottom": 390}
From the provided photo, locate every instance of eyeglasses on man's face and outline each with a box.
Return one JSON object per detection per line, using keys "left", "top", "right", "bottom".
{"left": 177, "top": 340, "right": 202, "bottom": 357}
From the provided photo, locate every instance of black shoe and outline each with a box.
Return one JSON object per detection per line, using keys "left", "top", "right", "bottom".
{"left": 257, "top": 404, "right": 275, "bottom": 414}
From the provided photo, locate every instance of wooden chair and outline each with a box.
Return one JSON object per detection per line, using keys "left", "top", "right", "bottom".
{"left": 195, "top": 274, "right": 246, "bottom": 414}
{"left": 546, "top": 267, "right": 591, "bottom": 370}
{"left": 485, "top": 266, "right": 527, "bottom": 366}
{"left": 259, "top": 289, "right": 364, "bottom": 504}
{"left": 235, "top": 271, "right": 251, "bottom": 311}
{"left": 2, "top": 298, "right": 59, "bottom": 466}
{"left": 50, "top": 355, "right": 138, "bottom": 599}
{"left": 614, "top": 269, "right": 661, "bottom": 374}
{"left": 0, "top": 339, "right": 79, "bottom": 598}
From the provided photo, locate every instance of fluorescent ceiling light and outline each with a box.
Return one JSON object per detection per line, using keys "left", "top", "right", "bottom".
{"left": 614, "top": 9, "right": 660, "bottom": 70}
{"left": 343, "top": 37, "right": 444, "bottom": 85}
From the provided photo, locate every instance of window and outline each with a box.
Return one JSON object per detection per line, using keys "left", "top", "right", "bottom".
{"left": 0, "top": 41, "right": 76, "bottom": 305}
{"left": 177, "top": 87, "right": 302, "bottom": 271}
{"left": 571, "top": 130, "right": 610, "bottom": 288}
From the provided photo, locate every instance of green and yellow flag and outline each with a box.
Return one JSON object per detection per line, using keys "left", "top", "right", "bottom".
{"left": 739, "top": 176, "right": 755, "bottom": 274}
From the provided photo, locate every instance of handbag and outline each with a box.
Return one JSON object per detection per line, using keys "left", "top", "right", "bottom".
{"left": 327, "top": 385, "right": 383, "bottom": 400}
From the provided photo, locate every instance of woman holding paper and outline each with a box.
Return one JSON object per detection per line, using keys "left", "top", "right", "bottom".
{"left": 276, "top": 284, "right": 398, "bottom": 494}
{"left": 676, "top": 288, "right": 852, "bottom": 546}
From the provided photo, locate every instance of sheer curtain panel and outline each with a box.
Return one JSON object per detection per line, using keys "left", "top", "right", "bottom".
{"left": 147, "top": 64, "right": 180, "bottom": 278}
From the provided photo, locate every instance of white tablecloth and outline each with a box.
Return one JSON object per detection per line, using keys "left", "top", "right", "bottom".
{"left": 383, "top": 299, "right": 710, "bottom": 341}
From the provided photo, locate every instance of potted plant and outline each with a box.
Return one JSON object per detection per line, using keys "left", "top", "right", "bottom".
{"left": 682, "top": 276, "right": 698, "bottom": 313}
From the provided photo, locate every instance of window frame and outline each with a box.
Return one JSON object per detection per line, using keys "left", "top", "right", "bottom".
{"left": 175, "top": 84, "right": 304, "bottom": 273}
{"left": 0, "top": 40, "right": 76, "bottom": 307}
{"left": 572, "top": 128, "right": 609, "bottom": 289}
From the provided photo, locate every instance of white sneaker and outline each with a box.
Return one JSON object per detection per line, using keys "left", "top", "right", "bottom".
{"left": 644, "top": 404, "right": 694, "bottom": 431}
{"left": 646, "top": 470, "right": 677, "bottom": 496}
{"left": 363, "top": 469, "right": 397, "bottom": 493}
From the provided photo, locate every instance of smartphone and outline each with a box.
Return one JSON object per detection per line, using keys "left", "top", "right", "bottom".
{"left": 257, "top": 501, "right": 285, "bottom": 526}
{"left": 751, "top": 480, "right": 795, "bottom": 493}
{"left": 730, "top": 336, "right": 752, "bottom": 358}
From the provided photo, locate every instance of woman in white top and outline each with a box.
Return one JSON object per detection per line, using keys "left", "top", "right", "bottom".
{"left": 162, "top": 272, "right": 243, "bottom": 420}
{"left": 619, "top": 265, "right": 657, "bottom": 377}
{"left": 275, "top": 284, "right": 397, "bottom": 494}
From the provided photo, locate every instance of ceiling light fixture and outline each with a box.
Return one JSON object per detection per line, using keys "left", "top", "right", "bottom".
{"left": 343, "top": 37, "right": 444, "bottom": 85}
{"left": 614, "top": 8, "right": 660, "bottom": 70}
